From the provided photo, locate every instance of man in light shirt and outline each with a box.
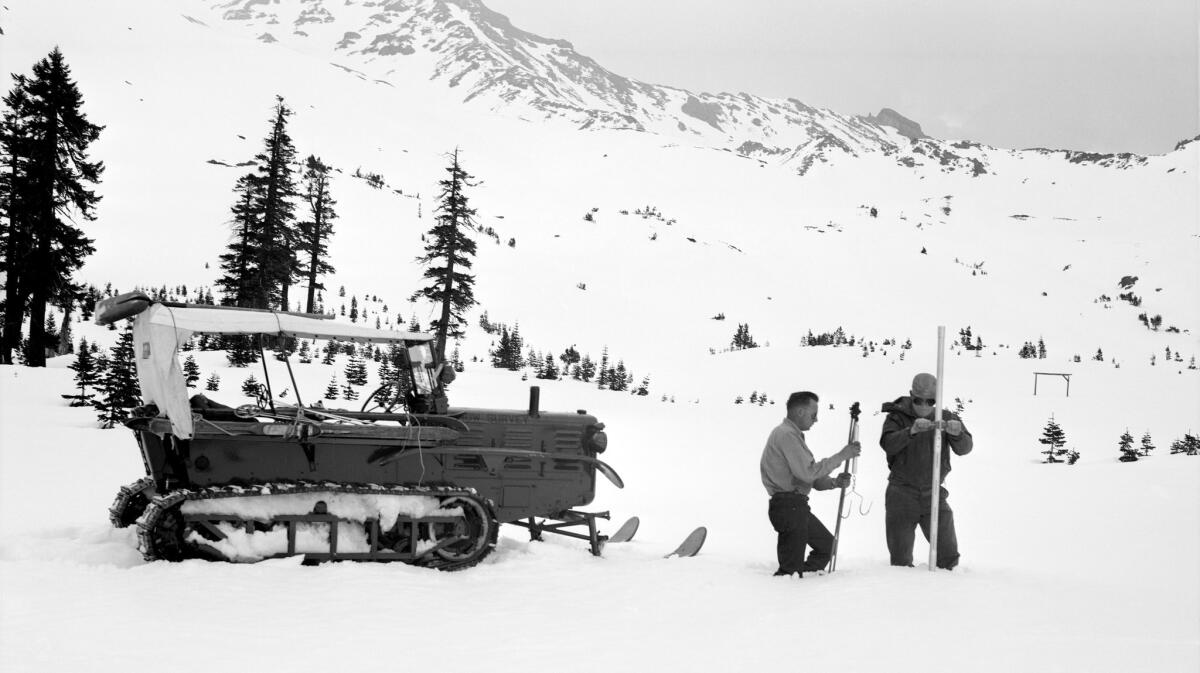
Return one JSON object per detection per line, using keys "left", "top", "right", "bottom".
{"left": 760, "top": 391, "right": 861, "bottom": 577}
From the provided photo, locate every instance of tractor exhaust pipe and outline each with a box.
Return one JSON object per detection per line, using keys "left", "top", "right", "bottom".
{"left": 528, "top": 386, "right": 540, "bottom": 417}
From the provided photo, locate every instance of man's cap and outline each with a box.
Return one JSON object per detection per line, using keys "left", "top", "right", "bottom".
{"left": 911, "top": 372, "right": 937, "bottom": 397}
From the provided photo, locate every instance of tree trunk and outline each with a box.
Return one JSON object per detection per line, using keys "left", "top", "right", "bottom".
{"left": 436, "top": 260, "right": 454, "bottom": 362}
{"left": 1, "top": 162, "right": 27, "bottom": 365}
{"left": 305, "top": 214, "right": 319, "bottom": 314}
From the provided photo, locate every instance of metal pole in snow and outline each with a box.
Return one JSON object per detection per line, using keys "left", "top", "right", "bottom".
{"left": 928, "top": 326, "right": 946, "bottom": 571}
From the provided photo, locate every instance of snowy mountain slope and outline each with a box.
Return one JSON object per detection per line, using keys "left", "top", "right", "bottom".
{"left": 181, "top": 0, "right": 1150, "bottom": 178}
{"left": 4, "top": 0, "right": 1198, "bottom": 397}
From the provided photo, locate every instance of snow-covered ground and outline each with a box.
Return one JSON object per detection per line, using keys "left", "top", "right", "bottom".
{"left": 2, "top": 350, "right": 1198, "bottom": 672}
{"left": 2, "top": 0, "right": 1199, "bottom": 671}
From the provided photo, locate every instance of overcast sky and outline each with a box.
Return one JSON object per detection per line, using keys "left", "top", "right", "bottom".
{"left": 486, "top": 0, "right": 1198, "bottom": 155}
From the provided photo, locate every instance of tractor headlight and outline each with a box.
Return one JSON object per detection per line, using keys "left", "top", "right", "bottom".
{"left": 586, "top": 428, "right": 608, "bottom": 454}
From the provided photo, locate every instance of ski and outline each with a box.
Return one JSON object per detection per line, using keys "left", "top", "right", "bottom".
{"left": 607, "top": 516, "right": 640, "bottom": 543}
{"left": 665, "top": 526, "right": 707, "bottom": 558}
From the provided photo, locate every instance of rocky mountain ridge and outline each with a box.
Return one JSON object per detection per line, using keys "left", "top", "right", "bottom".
{"left": 195, "top": 0, "right": 1120, "bottom": 177}
{"left": 188, "top": 0, "right": 1184, "bottom": 178}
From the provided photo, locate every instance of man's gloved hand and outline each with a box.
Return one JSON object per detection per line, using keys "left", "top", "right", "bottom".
{"left": 834, "top": 472, "right": 852, "bottom": 488}
{"left": 911, "top": 418, "right": 934, "bottom": 435}
{"left": 946, "top": 420, "right": 963, "bottom": 436}
{"left": 841, "top": 441, "right": 862, "bottom": 459}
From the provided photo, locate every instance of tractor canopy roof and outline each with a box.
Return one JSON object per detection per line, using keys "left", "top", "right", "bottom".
{"left": 95, "top": 292, "right": 435, "bottom": 343}
{"left": 95, "top": 292, "right": 437, "bottom": 439}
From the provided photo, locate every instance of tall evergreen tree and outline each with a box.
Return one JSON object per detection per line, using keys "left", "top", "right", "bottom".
{"left": 253, "top": 96, "right": 299, "bottom": 311}
{"left": 65, "top": 335, "right": 99, "bottom": 406}
{"left": 536, "top": 353, "right": 558, "bottom": 380}
{"left": 241, "top": 374, "right": 261, "bottom": 398}
{"left": 345, "top": 353, "right": 368, "bottom": 387}
{"left": 1139, "top": 431, "right": 1155, "bottom": 457}
{"left": 597, "top": 346, "right": 610, "bottom": 389}
{"left": 205, "top": 372, "right": 221, "bottom": 392}
{"left": 94, "top": 325, "right": 139, "bottom": 428}
{"left": 215, "top": 173, "right": 263, "bottom": 307}
{"left": 1038, "top": 416, "right": 1068, "bottom": 463}
{"left": 1117, "top": 430, "right": 1138, "bottom": 462}
{"left": 298, "top": 155, "right": 336, "bottom": 313}
{"left": 611, "top": 360, "right": 628, "bottom": 392}
{"left": 183, "top": 354, "right": 201, "bottom": 388}
{"left": 225, "top": 334, "right": 259, "bottom": 367}
{"left": 0, "top": 74, "right": 32, "bottom": 365}
{"left": 0, "top": 49, "right": 103, "bottom": 366}
{"left": 412, "top": 149, "right": 478, "bottom": 361}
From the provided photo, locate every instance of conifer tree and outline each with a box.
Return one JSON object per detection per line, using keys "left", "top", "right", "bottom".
{"left": 732, "top": 323, "right": 758, "bottom": 350}
{"left": 1117, "top": 430, "right": 1138, "bottom": 462}
{"left": 537, "top": 353, "right": 558, "bottom": 380}
{"left": 65, "top": 335, "right": 99, "bottom": 406}
{"left": 215, "top": 173, "right": 262, "bottom": 307}
{"left": 342, "top": 381, "right": 359, "bottom": 401}
{"left": 507, "top": 324, "right": 523, "bottom": 368}
{"left": 560, "top": 345, "right": 580, "bottom": 372}
{"left": 252, "top": 96, "right": 299, "bottom": 311}
{"left": 94, "top": 326, "right": 139, "bottom": 427}
{"left": 225, "top": 334, "right": 259, "bottom": 367}
{"left": 597, "top": 347, "right": 610, "bottom": 388}
{"left": 321, "top": 338, "right": 337, "bottom": 365}
{"left": 1, "top": 48, "right": 103, "bottom": 366}
{"left": 636, "top": 375, "right": 650, "bottom": 396}
{"left": 451, "top": 341, "right": 464, "bottom": 372}
{"left": 412, "top": 149, "right": 478, "bottom": 361}
{"left": 298, "top": 155, "right": 336, "bottom": 314}
{"left": 1037, "top": 337, "right": 1047, "bottom": 359}
{"left": 297, "top": 339, "right": 312, "bottom": 363}
{"left": 490, "top": 327, "right": 509, "bottom": 368}
{"left": 611, "top": 360, "right": 628, "bottom": 392}
{"left": 1038, "top": 416, "right": 1068, "bottom": 463}
{"left": 183, "top": 354, "right": 201, "bottom": 388}
{"left": 324, "top": 375, "right": 340, "bottom": 401}
{"left": 579, "top": 354, "right": 595, "bottom": 382}
{"left": 205, "top": 372, "right": 220, "bottom": 392}
{"left": 241, "top": 374, "right": 260, "bottom": 398}
{"left": 1139, "top": 431, "right": 1155, "bottom": 457}
{"left": 345, "top": 353, "right": 368, "bottom": 387}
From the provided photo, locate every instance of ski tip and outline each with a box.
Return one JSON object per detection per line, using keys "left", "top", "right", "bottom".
{"left": 608, "top": 516, "right": 640, "bottom": 544}
{"left": 665, "top": 526, "right": 707, "bottom": 558}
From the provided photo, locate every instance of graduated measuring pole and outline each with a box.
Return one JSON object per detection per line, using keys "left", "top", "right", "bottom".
{"left": 829, "top": 402, "right": 861, "bottom": 573}
{"left": 928, "top": 326, "right": 947, "bottom": 572}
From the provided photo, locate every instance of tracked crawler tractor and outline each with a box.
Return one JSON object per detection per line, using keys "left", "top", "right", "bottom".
{"left": 98, "top": 292, "right": 625, "bottom": 571}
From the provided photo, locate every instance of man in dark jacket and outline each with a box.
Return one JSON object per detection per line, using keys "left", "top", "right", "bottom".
{"left": 879, "top": 373, "right": 973, "bottom": 569}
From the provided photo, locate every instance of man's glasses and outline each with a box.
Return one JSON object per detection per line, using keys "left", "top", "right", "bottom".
{"left": 912, "top": 397, "right": 937, "bottom": 406}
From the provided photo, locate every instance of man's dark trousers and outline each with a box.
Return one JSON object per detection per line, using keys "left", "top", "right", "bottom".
{"left": 768, "top": 492, "right": 833, "bottom": 575}
{"left": 885, "top": 482, "right": 959, "bottom": 569}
